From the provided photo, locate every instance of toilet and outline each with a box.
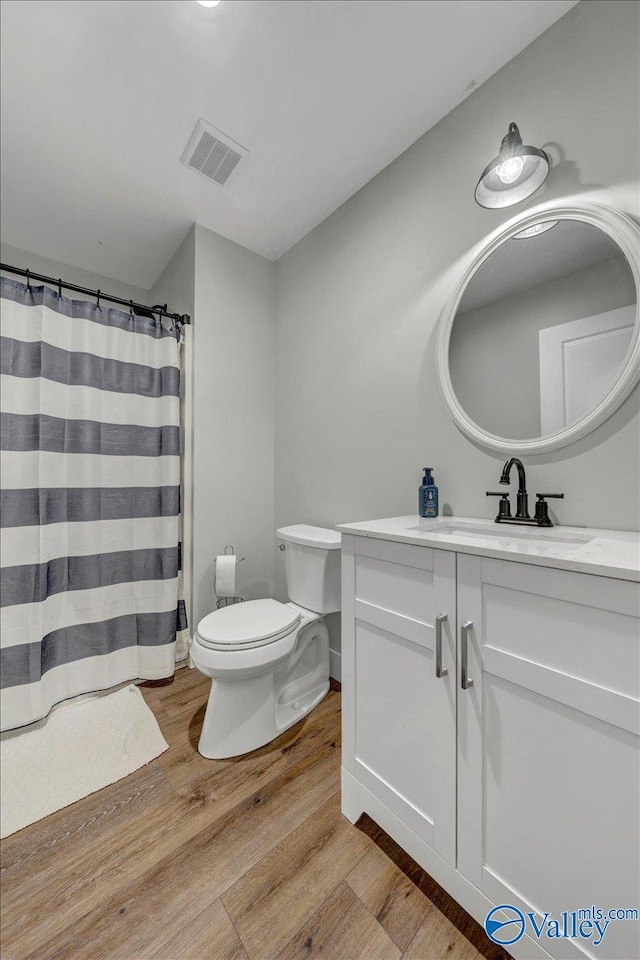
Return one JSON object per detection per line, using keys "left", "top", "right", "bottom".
{"left": 190, "top": 524, "right": 341, "bottom": 759}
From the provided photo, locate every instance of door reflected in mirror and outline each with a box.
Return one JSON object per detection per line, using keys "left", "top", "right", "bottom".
{"left": 448, "top": 219, "right": 637, "bottom": 441}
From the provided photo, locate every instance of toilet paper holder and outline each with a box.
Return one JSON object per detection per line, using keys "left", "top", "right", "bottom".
{"left": 214, "top": 546, "right": 246, "bottom": 609}
{"left": 213, "top": 545, "right": 246, "bottom": 565}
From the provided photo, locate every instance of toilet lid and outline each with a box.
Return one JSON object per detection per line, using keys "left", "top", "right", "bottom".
{"left": 197, "top": 599, "right": 301, "bottom": 649}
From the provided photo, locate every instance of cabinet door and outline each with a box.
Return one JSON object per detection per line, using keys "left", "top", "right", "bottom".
{"left": 342, "top": 536, "right": 457, "bottom": 864}
{"left": 457, "top": 553, "right": 640, "bottom": 960}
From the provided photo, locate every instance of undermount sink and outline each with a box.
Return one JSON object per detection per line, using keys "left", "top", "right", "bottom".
{"left": 408, "top": 519, "right": 594, "bottom": 549}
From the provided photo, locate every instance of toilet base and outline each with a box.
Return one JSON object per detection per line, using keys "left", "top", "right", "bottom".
{"left": 196, "top": 618, "right": 331, "bottom": 759}
{"left": 198, "top": 677, "right": 330, "bottom": 759}
{"left": 275, "top": 680, "right": 329, "bottom": 737}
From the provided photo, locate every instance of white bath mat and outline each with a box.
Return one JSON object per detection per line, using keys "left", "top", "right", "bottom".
{"left": 0, "top": 685, "right": 169, "bottom": 839}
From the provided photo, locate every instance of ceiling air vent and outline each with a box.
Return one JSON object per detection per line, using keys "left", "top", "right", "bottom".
{"left": 181, "top": 119, "right": 248, "bottom": 186}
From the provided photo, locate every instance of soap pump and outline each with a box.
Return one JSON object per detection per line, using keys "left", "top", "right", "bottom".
{"left": 419, "top": 467, "right": 439, "bottom": 519}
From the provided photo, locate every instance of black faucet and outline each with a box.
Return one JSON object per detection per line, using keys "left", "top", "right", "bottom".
{"left": 500, "top": 457, "right": 530, "bottom": 519}
{"left": 486, "top": 458, "right": 564, "bottom": 527}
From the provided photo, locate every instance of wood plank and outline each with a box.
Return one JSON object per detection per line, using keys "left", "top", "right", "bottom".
{"left": 346, "top": 843, "right": 432, "bottom": 952}
{"left": 0, "top": 761, "right": 172, "bottom": 884}
{"left": 401, "top": 906, "right": 483, "bottom": 960}
{"left": 150, "top": 666, "right": 210, "bottom": 719}
{"left": 151, "top": 900, "right": 247, "bottom": 960}
{"left": 150, "top": 696, "right": 212, "bottom": 787}
{"left": 276, "top": 883, "right": 401, "bottom": 960}
{"left": 355, "top": 816, "right": 511, "bottom": 960}
{"left": 28, "top": 751, "right": 341, "bottom": 960}
{"left": 137, "top": 670, "right": 184, "bottom": 715}
{"left": 222, "top": 792, "right": 372, "bottom": 960}
{"left": 2, "top": 793, "right": 187, "bottom": 958}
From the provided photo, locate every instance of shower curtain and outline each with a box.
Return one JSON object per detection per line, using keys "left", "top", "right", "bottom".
{"left": 0, "top": 276, "right": 188, "bottom": 731}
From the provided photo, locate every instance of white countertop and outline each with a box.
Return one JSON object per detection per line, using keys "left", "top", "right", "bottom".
{"left": 336, "top": 515, "right": 640, "bottom": 582}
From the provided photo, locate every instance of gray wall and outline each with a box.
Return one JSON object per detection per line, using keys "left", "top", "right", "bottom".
{"left": 1, "top": 242, "right": 149, "bottom": 305}
{"left": 191, "top": 224, "right": 276, "bottom": 628}
{"left": 141, "top": 224, "right": 277, "bottom": 631}
{"left": 274, "top": 0, "right": 640, "bottom": 663}
{"left": 150, "top": 229, "right": 195, "bottom": 322}
{"left": 450, "top": 254, "right": 636, "bottom": 439}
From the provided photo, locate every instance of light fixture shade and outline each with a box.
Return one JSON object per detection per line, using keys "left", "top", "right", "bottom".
{"left": 475, "top": 122, "right": 550, "bottom": 209}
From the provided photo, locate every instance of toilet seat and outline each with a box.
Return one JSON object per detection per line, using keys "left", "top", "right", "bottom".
{"left": 197, "top": 598, "right": 301, "bottom": 651}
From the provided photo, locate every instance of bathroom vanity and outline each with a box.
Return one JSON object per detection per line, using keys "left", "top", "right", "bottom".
{"left": 338, "top": 516, "right": 640, "bottom": 960}
{"left": 337, "top": 199, "right": 640, "bottom": 958}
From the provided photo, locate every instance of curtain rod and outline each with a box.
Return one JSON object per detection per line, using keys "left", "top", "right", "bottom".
{"left": 0, "top": 263, "right": 191, "bottom": 326}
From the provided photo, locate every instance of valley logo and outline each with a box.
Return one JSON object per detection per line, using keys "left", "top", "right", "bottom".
{"left": 484, "top": 904, "right": 639, "bottom": 948}
{"left": 484, "top": 906, "right": 527, "bottom": 946}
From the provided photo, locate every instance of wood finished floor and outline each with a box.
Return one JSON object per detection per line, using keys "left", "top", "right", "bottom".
{"left": 0, "top": 669, "right": 511, "bottom": 960}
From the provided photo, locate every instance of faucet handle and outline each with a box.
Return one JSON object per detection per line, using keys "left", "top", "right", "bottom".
{"left": 534, "top": 493, "right": 564, "bottom": 527}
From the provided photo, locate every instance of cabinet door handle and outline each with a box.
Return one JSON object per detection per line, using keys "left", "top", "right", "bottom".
{"left": 435, "top": 613, "right": 448, "bottom": 678}
{"left": 461, "top": 620, "right": 474, "bottom": 690}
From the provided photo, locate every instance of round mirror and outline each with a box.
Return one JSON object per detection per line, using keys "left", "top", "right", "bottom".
{"left": 437, "top": 203, "right": 640, "bottom": 454}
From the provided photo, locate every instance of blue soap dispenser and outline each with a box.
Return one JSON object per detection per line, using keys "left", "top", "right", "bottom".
{"left": 419, "top": 467, "right": 439, "bottom": 518}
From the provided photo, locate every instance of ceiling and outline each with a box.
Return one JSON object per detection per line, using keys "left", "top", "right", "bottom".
{"left": 0, "top": 0, "right": 577, "bottom": 289}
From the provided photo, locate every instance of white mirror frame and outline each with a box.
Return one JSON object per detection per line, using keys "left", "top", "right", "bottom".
{"left": 436, "top": 200, "right": 640, "bottom": 455}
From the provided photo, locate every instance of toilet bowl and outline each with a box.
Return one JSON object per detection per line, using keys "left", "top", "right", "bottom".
{"left": 191, "top": 525, "right": 341, "bottom": 759}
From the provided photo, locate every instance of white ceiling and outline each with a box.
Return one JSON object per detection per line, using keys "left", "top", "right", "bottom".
{"left": 0, "top": 0, "right": 577, "bottom": 289}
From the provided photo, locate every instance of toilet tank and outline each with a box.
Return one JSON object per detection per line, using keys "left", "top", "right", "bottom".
{"left": 276, "top": 525, "right": 341, "bottom": 614}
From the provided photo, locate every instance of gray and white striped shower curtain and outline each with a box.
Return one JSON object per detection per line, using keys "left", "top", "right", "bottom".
{"left": 0, "top": 277, "right": 188, "bottom": 731}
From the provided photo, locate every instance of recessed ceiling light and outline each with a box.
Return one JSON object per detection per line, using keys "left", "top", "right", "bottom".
{"left": 196, "top": 1, "right": 222, "bottom": 7}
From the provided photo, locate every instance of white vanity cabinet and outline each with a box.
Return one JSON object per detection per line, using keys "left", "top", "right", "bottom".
{"left": 341, "top": 532, "right": 640, "bottom": 960}
{"left": 341, "top": 536, "right": 457, "bottom": 864}
{"left": 457, "top": 553, "right": 639, "bottom": 960}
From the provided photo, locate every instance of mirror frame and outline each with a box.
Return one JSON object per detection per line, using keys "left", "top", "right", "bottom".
{"left": 436, "top": 200, "right": 640, "bottom": 455}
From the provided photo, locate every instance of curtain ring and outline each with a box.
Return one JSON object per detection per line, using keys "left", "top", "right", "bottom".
{"left": 25, "top": 268, "right": 31, "bottom": 290}
{"left": 129, "top": 300, "right": 134, "bottom": 318}
{"left": 57, "top": 278, "right": 62, "bottom": 298}
{"left": 96, "top": 289, "right": 101, "bottom": 308}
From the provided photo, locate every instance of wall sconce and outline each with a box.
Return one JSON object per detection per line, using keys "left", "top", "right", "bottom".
{"left": 475, "top": 122, "right": 550, "bottom": 209}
